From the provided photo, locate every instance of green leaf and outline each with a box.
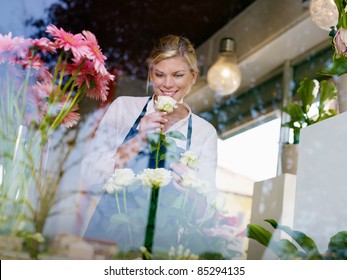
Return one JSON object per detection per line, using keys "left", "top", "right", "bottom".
{"left": 318, "top": 80, "right": 338, "bottom": 115}
{"left": 273, "top": 239, "right": 303, "bottom": 260}
{"left": 321, "top": 55, "right": 347, "bottom": 76}
{"left": 163, "top": 137, "right": 177, "bottom": 152}
{"left": 265, "top": 218, "right": 278, "bottom": 228}
{"left": 246, "top": 224, "right": 272, "bottom": 247}
{"left": 159, "top": 153, "right": 166, "bottom": 161}
{"left": 334, "top": 0, "right": 347, "bottom": 29}
{"left": 282, "top": 103, "right": 305, "bottom": 123}
{"left": 146, "top": 132, "right": 160, "bottom": 144}
{"left": 166, "top": 131, "right": 186, "bottom": 140}
{"left": 109, "top": 213, "right": 130, "bottom": 227}
{"left": 265, "top": 219, "right": 322, "bottom": 259}
{"left": 325, "top": 231, "right": 347, "bottom": 259}
{"left": 297, "top": 78, "right": 315, "bottom": 113}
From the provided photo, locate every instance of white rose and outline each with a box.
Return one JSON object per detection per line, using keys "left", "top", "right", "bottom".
{"left": 138, "top": 168, "right": 172, "bottom": 188}
{"left": 111, "top": 168, "right": 138, "bottom": 186}
{"left": 180, "top": 170, "right": 210, "bottom": 195}
{"left": 103, "top": 178, "right": 117, "bottom": 194}
{"left": 180, "top": 150, "right": 199, "bottom": 169}
{"left": 103, "top": 168, "right": 137, "bottom": 193}
{"left": 155, "top": 95, "right": 177, "bottom": 113}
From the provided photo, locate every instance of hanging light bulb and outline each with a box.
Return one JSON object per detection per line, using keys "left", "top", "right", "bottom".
{"left": 207, "top": 37, "right": 241, "bottom": 96}
{"left": 309, "top": 0, "right": 338, "bottom": 31}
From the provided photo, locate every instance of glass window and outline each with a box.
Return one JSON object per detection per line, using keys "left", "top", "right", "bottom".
{"left": 217, "top": 117, "right": 281, "bottom": 188}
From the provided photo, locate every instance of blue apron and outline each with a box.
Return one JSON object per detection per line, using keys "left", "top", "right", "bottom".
{"left": 83, "top": 96, "right": 193, "bottom": 253}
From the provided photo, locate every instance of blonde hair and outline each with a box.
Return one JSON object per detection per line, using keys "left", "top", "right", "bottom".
{"left": 147, "top": 35, "right": 198, "bottom": 72}
{"left": 146, "top": 35, "right": 198, "bottom": 94}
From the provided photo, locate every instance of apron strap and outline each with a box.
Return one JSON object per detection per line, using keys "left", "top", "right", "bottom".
{"left": 133, "top": 96, "right": 153, "bottom": 128}
{"left": 123, "top": 96, "right": 152, "bottom": 143}
{"left": 185, "top": 114, "right": 192, "bottom": 150}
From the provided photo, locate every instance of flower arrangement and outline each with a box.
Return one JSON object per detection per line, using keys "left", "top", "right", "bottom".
{"left": 102, "top": 148, "right": 244, "bottom": 260}
{"left": 0, "top": 24, "right": 114, "bottom": 258}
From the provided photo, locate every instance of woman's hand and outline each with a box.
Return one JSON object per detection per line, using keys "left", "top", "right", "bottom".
{"left": 170, "top": 162, "right": 192, "bottom": 193}
{"left": 171, "top": 162, "right": 207, "bottom": 218}
{"left": 114, "top": 111, "right": 167, "bottom": 169}
{"left": 138, "top": 111, "right": 168, "bottom": 139}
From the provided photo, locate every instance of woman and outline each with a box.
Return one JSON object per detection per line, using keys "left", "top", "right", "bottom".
{"left": 81, "top": 35, "right": 218, "bottom": 256}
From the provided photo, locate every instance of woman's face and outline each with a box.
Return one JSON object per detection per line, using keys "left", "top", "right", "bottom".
{"left": 150, "top": 56, "right": 197, "bottom": 103}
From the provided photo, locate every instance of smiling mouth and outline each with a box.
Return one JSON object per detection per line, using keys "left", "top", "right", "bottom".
{"left": 160, "top": 90, "right": 177, "bottom": 97}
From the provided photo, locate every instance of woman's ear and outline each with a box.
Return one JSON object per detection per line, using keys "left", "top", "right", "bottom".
{"left": 191, "top": 71, "right": 198, "bottom": 85}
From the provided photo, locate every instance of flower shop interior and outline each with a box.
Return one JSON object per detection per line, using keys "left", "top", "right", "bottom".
{"left": 1, "top": 0, "right": 347, "bottom": 260}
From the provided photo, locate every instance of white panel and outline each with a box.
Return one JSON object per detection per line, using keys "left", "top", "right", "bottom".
{"left": 294, "top": 112, "right": 347, "bottom": 252}
{"left": 247, "top": 174, "right": 297, "bottom": 259}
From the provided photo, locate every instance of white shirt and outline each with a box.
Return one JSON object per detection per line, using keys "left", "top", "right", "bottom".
{"left": 81, "top": 95, "right": 218, "bottom": 190}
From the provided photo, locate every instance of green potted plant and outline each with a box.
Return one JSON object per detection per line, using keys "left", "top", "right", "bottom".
{"left": 282, "top": 77, "right": 338, "bottom": 144}
{"left": 247, "top": 219, "right": 347, "bottom": 260}
{"left": 279, "top": 78, "right": 338, "bottom": 174}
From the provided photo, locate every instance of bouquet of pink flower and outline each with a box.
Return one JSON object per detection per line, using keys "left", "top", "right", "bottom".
{"left": 0, "top": 24, "right": 114, "bottom": 134}
{"left": 0, "top": 24, "right": 114, "bottom": 257}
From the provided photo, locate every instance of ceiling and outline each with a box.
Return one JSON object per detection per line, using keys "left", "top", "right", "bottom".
{"left": 185, "top": 0, "right": 331, "bottom": 114}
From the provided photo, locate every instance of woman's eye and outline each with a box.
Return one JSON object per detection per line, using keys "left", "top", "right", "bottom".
{"left": 155, "top": 73, "right": 164, "bottom": 78}
{"left": 175, "top": 74, "right": 184, "bottom": 78}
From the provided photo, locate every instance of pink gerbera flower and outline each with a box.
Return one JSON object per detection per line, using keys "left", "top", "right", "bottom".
{"left": 32, "top": 38, "right": 57, "bottom": 54}
{"left": 60, "top": 103, "right": 80, "bottom": 127}
{"left": 0, "top": 32, "right": 14, "bottom": 54}
{"left": 31, "top": 80, "right": 80, "bottom": 127}
{"left": 30, "top": 81, "right": 55, "bottom": 124}
{"left": 18, "top": 53, "right": 46, "bottom": 70}
{"left": 11, "top": 37, "right": 32, "bottom": 59}
{"left": 76, "top": 69, "right": 115, "bottom": 102}
{"left": 46, "top": 24, "right": 89, "bottom": 59}
{"left": 63, "top": 57, "right": 94, "bottom": 78}
{"left": 0, "top": 33, "right": 31, "bottom": 62}
{"left": 82, "top": 30, "right": 107, "bottom": 75}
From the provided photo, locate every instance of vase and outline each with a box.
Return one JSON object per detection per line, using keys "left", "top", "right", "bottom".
{"left": 280, "top": 143, "right": 299, "bottom": 174}
{"left": 0, "top": 125, "right": 30, "bottom": 234}
{"left": 1, "top": 124, "right": 52, "bottom": 259}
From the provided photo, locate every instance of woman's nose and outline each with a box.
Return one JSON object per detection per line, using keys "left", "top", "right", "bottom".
{"left": 163, "top": 76, "right": 174, "bottom": 88}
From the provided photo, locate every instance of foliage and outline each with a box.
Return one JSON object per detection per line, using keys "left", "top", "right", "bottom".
{"left": 282, "top": 78, "right": 338, "bottom": 144}
{"left": 247, "top": 219, "right": 347, "bottom": 260}
{"left": 321, "top": 0, "right": 347, "bottom": 76}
